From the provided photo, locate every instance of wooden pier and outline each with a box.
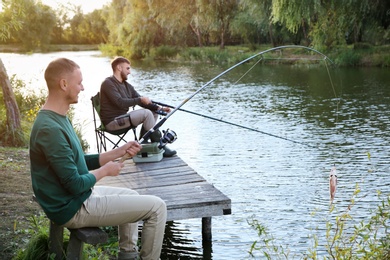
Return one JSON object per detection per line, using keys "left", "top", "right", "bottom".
{"left": 97, "top": 156, "right": 232, "bottom": 240}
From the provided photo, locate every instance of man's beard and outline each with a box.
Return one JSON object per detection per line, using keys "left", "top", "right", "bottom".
{"left": 121, "top": 71, "right": 128, "bottom": 81}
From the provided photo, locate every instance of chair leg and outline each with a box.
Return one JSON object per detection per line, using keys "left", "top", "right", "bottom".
{"left": 95, "top": 130, "right": 100, "bottom": 153}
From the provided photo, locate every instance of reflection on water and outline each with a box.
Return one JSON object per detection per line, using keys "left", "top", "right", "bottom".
{"left": 162, "top": 222, "right": 206, "bottom": 259}
{"left": 2, "top": 51, "right": 390, "bottom": 259}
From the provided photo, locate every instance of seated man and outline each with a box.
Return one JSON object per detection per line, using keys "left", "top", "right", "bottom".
{"left": 100, "top": 56, "right": 176, "bottom": 157}
{"left": 30, "top": 57, "right": 167, "bottom": 260}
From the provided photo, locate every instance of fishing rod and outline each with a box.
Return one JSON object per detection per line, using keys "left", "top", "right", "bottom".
{"left": 152, "top": 101, "right": 315, "bottom": 147}
{"left": 120, "top": 45, "right": 332, "bottom": 162}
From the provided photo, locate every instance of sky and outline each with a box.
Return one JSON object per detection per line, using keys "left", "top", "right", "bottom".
{"left": 40, "top": 0, "right": 111, "bottom": 13}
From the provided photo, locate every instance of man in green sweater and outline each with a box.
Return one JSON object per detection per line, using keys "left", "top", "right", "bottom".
{"left": 30, "top": 58, "right": 167, "bottom": 260}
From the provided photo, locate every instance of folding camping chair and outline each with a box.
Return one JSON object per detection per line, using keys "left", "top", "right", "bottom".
{"left": 91, "top": 92, "right": 137, "bottom": 153}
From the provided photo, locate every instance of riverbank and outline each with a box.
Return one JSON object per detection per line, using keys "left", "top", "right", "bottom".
{"left": 0, "top": 44, "right": 100, "bottom": 53}
{"left": 1, "top": 43, "right": 389, "bottom": 67}
{"left": 98, "top": 43, "right": 390, "bottom": 67}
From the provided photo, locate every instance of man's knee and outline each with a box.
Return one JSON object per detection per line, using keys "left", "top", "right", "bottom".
{"left": 144, "top": 109, "right": 154, "bottom": 120}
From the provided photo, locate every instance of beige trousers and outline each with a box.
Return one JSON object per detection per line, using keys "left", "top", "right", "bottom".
{"left": 63, "top": 186, "right": 167, "bottom": 260}
{"left": 106, "top": 109, "right": 158, "bottom": 131}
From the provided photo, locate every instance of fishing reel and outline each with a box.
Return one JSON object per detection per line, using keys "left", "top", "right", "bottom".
{"left": 158, "top": 129, "right": 177, "bottom": 148}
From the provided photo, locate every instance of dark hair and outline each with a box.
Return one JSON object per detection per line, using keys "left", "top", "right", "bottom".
{"left": 111, "top": 56, "right": 130, "bottom": 71}
{"left": 44, "top": 58, "right": 80, "bottom": 89}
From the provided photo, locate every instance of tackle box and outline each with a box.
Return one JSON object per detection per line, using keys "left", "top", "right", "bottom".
{"left": 133, "top": 143, "right": 164, "bottom": 163}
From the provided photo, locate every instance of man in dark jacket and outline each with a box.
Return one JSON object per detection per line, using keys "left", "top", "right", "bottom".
{"left": 100, "top": 56, "right": 176, "bottom": 157}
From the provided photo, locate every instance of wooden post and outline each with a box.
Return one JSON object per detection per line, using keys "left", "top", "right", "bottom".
{"left": 49, "top": 221, "right": 64, "bottom": 260}
{"left": 67, "top": 231, "right": 84, "bottom": 260}
{"left": 202, "top": 217, "right": 212, "bottom": 241}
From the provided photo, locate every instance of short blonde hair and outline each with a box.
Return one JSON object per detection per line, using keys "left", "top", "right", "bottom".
{"left": 44, "top": 58, "right": 80, "bottom": 90}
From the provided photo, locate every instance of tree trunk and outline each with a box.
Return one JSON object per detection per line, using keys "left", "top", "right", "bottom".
{"left": 220, "top": 29, "right": 225, "bottom": 49}
{"left": 268, "top": 22, "right": 275, "bottom": 47}
{"left": 190, "top": 23, "right": 203, "bottom": 47}
{"left": 0, "top": 58, "right": 23, "bottom": 146}
{"left": 219, "top": 21, "right": 225, "bottom": 49}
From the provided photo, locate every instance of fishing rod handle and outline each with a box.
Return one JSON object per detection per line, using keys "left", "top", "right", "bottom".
{"left": 153, "top": 100, "right": 174, "bottom": 109}
{"left": 119, "top": 137, "right": 145, "bottom": 163}
{"left": 118, "top": 118, "right": 166, "bottom": 163}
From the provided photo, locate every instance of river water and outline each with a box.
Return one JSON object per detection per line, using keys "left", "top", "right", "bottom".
{"left": 1, "top": 51, "right": 390, "bottom": 259}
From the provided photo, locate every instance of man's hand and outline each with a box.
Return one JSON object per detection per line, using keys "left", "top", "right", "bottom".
{"left": 101, "top": 161, "right": 124, "bottom": 177}
{"left": 93, "top": 161, "right": 124, "bottom": 181}
{"left": 140, "top": 96, "right": 152, "bottom": 105}
{"left": 161, "top": 106, "right": 171, "bottom": 113}
{"left": 98, "top": 141, "right": 141, "bottom": 169}
{"left": 122, "top": 141, "right": 142, "bottom": 158}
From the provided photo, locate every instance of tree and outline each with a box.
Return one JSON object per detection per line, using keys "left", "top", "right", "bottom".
{"left": 106, "top": 0, "right": 164, "bottom": 58}
{"left": 105, "top": 0, "right": 129, "bottom": 45}
{"left": 147, "top": 0, "right": 200, "bottom": 46}
{"left": 209, "top": 0, "right": 238, "bottom": 49}
{"left": 230, "top": 0, "right": 274, "bottom": 46}
{"left": 0, "top": 0, "right": 24, "bottom": 146}
{"left": 4, "top": 0, "right": 56, "bottom": 51}
{"left": 77, "top": 10, "right": 109, "bottom": 44}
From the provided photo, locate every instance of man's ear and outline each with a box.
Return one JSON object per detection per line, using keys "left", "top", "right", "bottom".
{"left": 60, "top": 79, "right": 67, "bottom": 90}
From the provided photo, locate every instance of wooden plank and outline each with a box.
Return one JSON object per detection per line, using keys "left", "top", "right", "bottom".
{"left": 97, "top": 156, "right": 231, "bottom": 222}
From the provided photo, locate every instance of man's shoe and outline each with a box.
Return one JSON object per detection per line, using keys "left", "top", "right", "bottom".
{"left": 118, "top": 250, "right": 139, "bottom": 260}
{"left": 163, "top": 146, "right": 177, "bottom": 157}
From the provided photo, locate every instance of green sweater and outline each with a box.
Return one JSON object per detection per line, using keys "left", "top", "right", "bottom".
{"left": 30, "top": 110, "right": 99, "bottom": 225}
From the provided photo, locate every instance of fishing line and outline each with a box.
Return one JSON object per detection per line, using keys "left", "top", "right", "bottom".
{"left": 152, "top": 101, "right": 315, "bottom": 148}
{"left": 323, "top": 58, "right": 342, "bottom": 148}
{"left": 233, "top": 56, "right": 264, "bottom": 84}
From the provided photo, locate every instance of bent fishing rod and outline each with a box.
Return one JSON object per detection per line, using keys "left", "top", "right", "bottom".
{"left": 120, "top": 45, "right": 332, "bottom": 162}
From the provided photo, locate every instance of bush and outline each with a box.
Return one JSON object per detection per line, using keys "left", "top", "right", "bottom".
{"left": 0, "top": 75, "right": 46, "bottom": 147}
{"left": 148, "top": 45, "right": 180, "bottom": 60}
{"left": 15, "top": 213, "right": 118, "bottom": 260}
{"left": 334, "top": 49, "right": 362, "bottom": 66}
{"left": 0, "top": 75, "right": 89, "bottom": 151}
{"left": 353, "top": 42, "right": 373, "bottom": 50}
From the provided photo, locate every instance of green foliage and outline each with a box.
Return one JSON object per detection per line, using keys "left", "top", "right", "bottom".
{"left": 230, "top": 0, "right": 274, "bottom": 45}
{"left": 247, "top": 218, "right": 291, "bottom": 259}
{"left": 63, "top": 8, "right": 109, "bottom": 45}
{"left": 68, "top": 109, "right": 90, "bottom": 152}
{"left": 0, "top": 75, "right": 45, "bottom": 147}
{"left": 15, "top": 212, "right": 120, "bottom": 260}
{"left": 148, "top": 46, "right": 180, "bottom": 60}
{"left": 248, "top": 187, "right": 390, "bottom": 259}
{"left": 0, "top": 75, "right": 89, "bottom": 151}
{"left": 334, "top": 49, "right": 362, "bottom": 67}
{"left": 1, "top": 0, "right": 390, "bottom": 54}
{"left": 14, "top": 214, "right": 51, "bottom": 260}
{"left": 1, "top": 0, "right": 390, "bottom": 53}
{"left": 0, "top": 0, "right": 24, "bottom": 41}
{"left": 271, "top": 0, "right": 320, "bottom": 34}
{"left": 99, "top": 44, "right": 134, "bottom": 60}
{"left": 14, "top": 232, "right": 50, "bottom": 260}
{"left": 1, "top": 0, "right": 57, "bottom": 51}
{"left": 10, "top": 75, "right": 46, "bottom": 123}
{"left": 178, "top": 46, "right": 252, "bottom": 65}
